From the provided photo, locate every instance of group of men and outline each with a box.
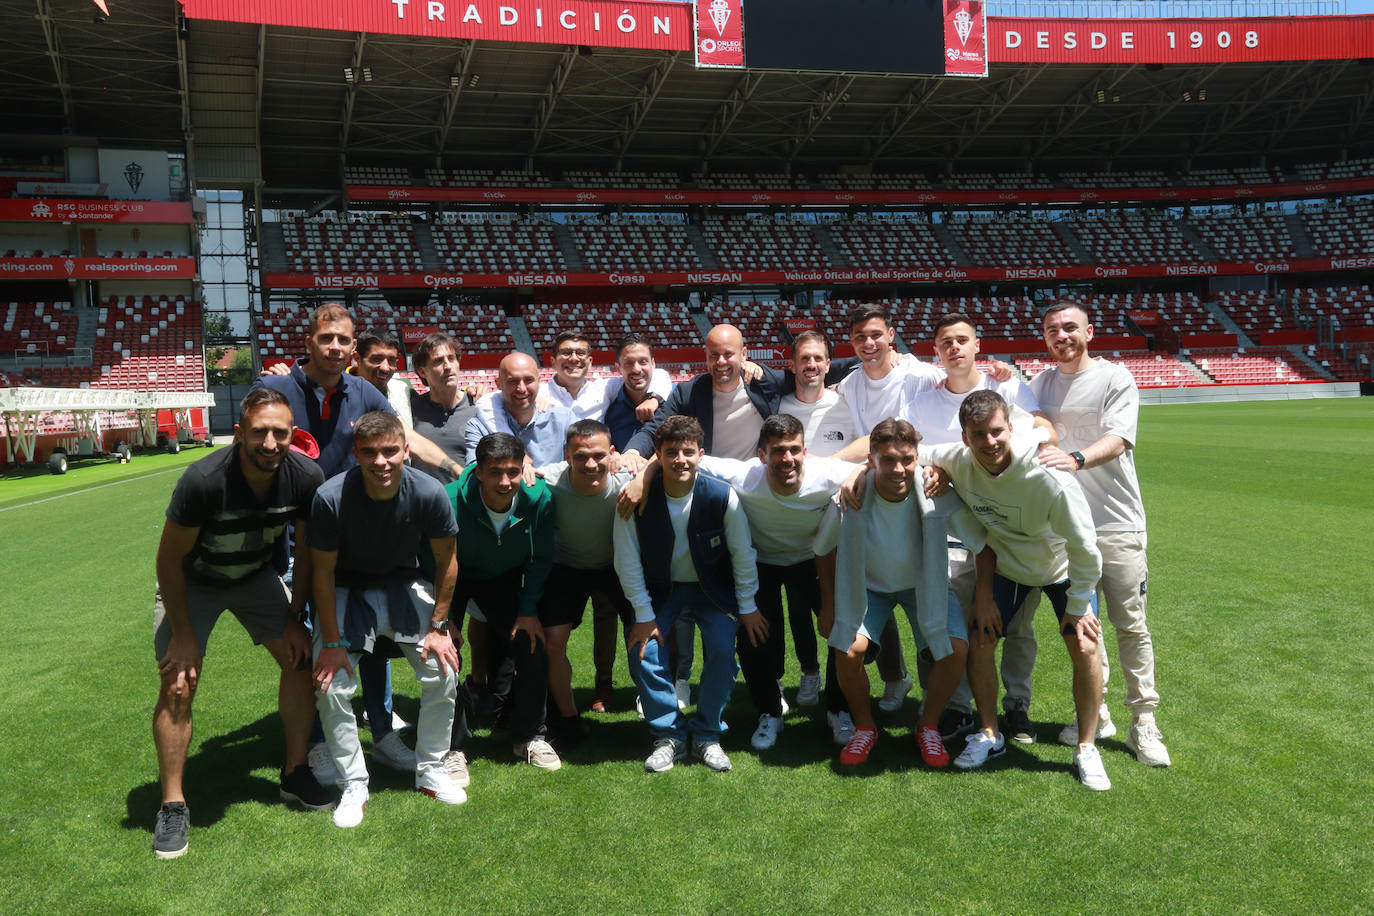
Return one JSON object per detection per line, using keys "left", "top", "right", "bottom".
{"left": 150, "top": 298, "right": 1169, "bottom": 858}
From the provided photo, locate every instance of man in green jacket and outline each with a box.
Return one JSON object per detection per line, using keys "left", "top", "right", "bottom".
{"left": 442, "top": 432, "right": 560, "bottom": 777}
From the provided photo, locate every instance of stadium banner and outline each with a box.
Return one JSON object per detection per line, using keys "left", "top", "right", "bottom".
{"left": 990, "top": 15, "right": 1374, "bottom": 64}
{"left": 263, "top": 256, "right": 1367, "bottom": 291}
{"left": 944, "top": 1, "right": 987, "bottom": 77}
{"left": 0, "top": 199, "right": 193, "bottom": 224}
{"left": 97, "top": 149, "right": 172, "bottom": 202}
{"left": 0, "top": 257, "right": 196, "bottom": 279}
{"left": 695, "top": 0, "right": 744, "bottom": 68}
{"left": 177, "top": 0, "right": 693, "bottom": 52}
{"left": 347, "top": 174, "right": 1374, "bottom": 206}
{"left": 16, "top": 182, "right": 109, "bottom": 198}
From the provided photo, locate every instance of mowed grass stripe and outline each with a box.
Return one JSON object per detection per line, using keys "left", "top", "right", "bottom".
{"left": 0, "top": 400, "right": 1370, "bottom": 914}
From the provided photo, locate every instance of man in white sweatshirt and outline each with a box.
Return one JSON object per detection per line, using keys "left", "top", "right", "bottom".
{"left": 922, "top": 389, "right": 1111, "bottom": 791}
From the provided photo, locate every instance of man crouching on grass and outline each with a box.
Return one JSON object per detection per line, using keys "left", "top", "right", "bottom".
{"left": 309, "top": 411, "right": 464, "bottom": 828}
{"left": 151, "top": 388, "right": 336, "bottom": 860}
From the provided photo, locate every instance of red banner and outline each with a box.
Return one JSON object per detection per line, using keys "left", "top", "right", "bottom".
{"left": 263, "top": 255, "right": 1369, "bottom": 291}
{"left": 0, "top": 258, "right": 196, "bottom": 279}
{"left": 944, "top": 1, "right": 987, "bottom": 77}
{"left": 695, "top": 0, "right": 744, "bottom": 68}
{"left": 179, "top": 0, "right": 692, "bottom": 52}
{"left": 991, "top": 15, "right": 1374, "bottom": 64}
{"left": 348, "top": 174, "right": 1374, "bottom": 207}
{"left": 0, "top": 199, "right": 193, "bottom": 224}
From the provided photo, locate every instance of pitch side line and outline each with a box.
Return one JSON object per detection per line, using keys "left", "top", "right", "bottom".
{"left": 0, "top": 466, "right": 182, "bottom": 513}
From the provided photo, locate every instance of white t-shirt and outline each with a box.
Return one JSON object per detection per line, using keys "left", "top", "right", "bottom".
{"left": 923, "top": 436, "right": 1101, "bottom": 616}
{"left": 484, "top": 503, "right": 513, "bottom": 535}
{"left": 545, "top": 369, "right": 673, "bottom": 421}
{"left": 908, "top": 373, "right": 1041, "bottom": 447}
{"left": 837, "top": 357, "right": 943, "bottom": 435}
{"left": 1029, "top": 358, "right": 1146, "bottom": 532}
{"left": 699, "top": 454, "right": 853, "bottom": 565}
{"left": 711, "top": 380, "right": 764, "bottom": 460}
{"left": 386, "top": 377, "right": 413, "bottom": 429}
{"left": 865, "top": 494, "right": 918, "bottom": 593}
{"left": 780, "top": 388, "right": 858, "bottom": 458}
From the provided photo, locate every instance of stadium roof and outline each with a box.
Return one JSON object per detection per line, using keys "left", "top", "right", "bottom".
{"left": 0, "top": 1, "right": 1371, "bottom": 207}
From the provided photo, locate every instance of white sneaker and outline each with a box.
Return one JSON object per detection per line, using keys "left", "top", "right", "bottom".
{"left": 878, "top": 675, "right": 914, "bottom": 712}
{"left": 1074, "top": 744, "right": 1112, "bottom": 791}
{"left": 827, "top": 710, "right": 856, "bottom": 746}
{"left": 674, "top": 679, "right": 690, "bottom": 710}
{"left": 1058, "top": 704, "right": 1116, "bottom": 746}
{"left": 953, "top": 731, "right": 1007, "bottom": 770}
{"left": 635, "top": 695, "right": 645, "bottom": 720}
{"left": 332, "top": 781, "right": 368, "bottom": 829}
{"left": 441, "top": 750, "right": 471, "bottom": 788}
{"left": 750, "top": 714, "right": 784, "bottom": 750}
{"left": 358, "top": 710, "right": 411, "bottom": 732}
{"left": 644, "top": 737, "right": 686, "bottom": 773}
{"left": 308, "top": 743, "right": 340, "bottom": 788}
{"left": 516, "top": 737, "right": 562, "bottom": 771}
{"left": 416, "top": 768, "right": 467, "bottom": 805}
{"left": 796, "top": 672, "right": 822, "bottom": 707}
{"left": 1126, "top": 716, "right": 1172, "bottom": 767}
{"left": 371, "top": 730, "right": 417, "bottom": 772}
{"left": 777, "top": 680, "right": 790, "bottom": 716}
{"left": 692, "top": 740, "right": 732, "bottom": 772}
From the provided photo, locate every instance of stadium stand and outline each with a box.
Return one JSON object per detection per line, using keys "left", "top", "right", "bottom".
{"left": 1188, "top": 209, "right": 1301, "bottom": 260}
{"left": 522, "top": 297, "right": 700, "bottom": 354}
{"left": 1069, "top": 211, "right": 1207, "bottom": 264}
{"left": 281, "top": 214, "right": 424, "bottom": 273}
{"left": 1, "top": 301, "right": 80, "bottom": 357}
{"left": 567, "top": 216, "right": 703, "bottom": 272}
{"left": 1213, "top": 289, "right": 1301, "bottom": 336}
{"left": 31, "top": 296, "right": 203, "bottom": 391}
{"left": 431, "top": 216, "right": 566, "bottom": 273}
{"left": 701, "top": 215, "right": 832, "bottom": 270}
{"left": 1187, "top": 346, "right": 1325, "bottom": 384}
{"left": 704, "top": 299, "right": 813, "bottom": 346}
{"left": 826, "top": 216, "right": 958, "bottom": 269}
{"left": 1291, "top": 284, "right": 1374, "bottom": 328}
{"left": 1301, "top": 199, "right": 1374, "bottom": 258}
{"left": 945, "top": 215, "right": 1080, "bottom": 267}
{"left": 1015, "top": 350, "right": 1203, "bottom": 388}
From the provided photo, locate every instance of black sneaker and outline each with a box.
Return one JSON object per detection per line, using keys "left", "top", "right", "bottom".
{"left": 938, "top": 708, "right": 976, "bottom": 740}
{"left": 153, "top": 801, "right": 189, "bottom": 860}
{"left": 280, "top": 763, "right": 341, "bottom": 810}
{"left": 1005, "top": 707, "right": 1037, "bottom": 744}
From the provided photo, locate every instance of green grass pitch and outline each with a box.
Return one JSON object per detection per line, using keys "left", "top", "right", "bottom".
{"left": 1, "top": 398, "right": 1370, "bottom": 914}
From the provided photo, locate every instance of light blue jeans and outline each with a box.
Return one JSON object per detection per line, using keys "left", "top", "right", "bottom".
{"left": 629, "top": 584, "right": 738, "bottom": 745}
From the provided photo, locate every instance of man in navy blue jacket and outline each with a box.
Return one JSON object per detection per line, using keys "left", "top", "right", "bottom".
{"left": 613, "top": 415, "right": 765, "bottom": 773}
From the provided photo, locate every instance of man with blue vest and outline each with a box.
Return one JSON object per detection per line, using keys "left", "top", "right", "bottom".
{"left": 613, "top": 415, "right": 764, "bottom": 773}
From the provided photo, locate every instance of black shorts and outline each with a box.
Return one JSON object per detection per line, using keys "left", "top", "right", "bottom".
{"left": 537, "top": 563, "right": 635, "bottom": 630}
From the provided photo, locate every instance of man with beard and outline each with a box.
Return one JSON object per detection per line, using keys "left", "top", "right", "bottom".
{"left": 151, "top": 389, "right": 336, "bottom": 859}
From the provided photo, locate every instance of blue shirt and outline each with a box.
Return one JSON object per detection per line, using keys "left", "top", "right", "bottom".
{"left": 464, "top": 395, "right": 575, "bottom": 467}
{"left": 252, "top": 361, "right": 396, "bottom": 478}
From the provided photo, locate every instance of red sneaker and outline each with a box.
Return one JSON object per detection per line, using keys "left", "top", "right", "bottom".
{"left": 839, "top": 728, "right": 878, "bottom": 765}
{"left": 916, "top": 724, "right": 950, "bottom": 768}
{"left": 591, "top": 684, "right": 614, "bottom": 713}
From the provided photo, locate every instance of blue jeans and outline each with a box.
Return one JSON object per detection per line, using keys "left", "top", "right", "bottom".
{"left": 860, "top": 588, "right": 968, "bottom": 660}
{"left": 628, "top": 584, "right": 738, "bottom": 745}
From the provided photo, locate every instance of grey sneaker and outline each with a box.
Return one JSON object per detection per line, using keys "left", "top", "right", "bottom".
{"left": 644, "top": 737, "right": 687, "bottom": 773}
{"left": 515, "top": 737, "right": 562, "bottom": 771}
{"left": 1058, "top": 704, "right": 1116, "bottom": 746}
{"left": 878, "top": 675, "right": 913, "bottom": 712}
{"left": 1125, "top": 716, "right": 1172, "bottom": 767}
{"left": 796, "top": 672, "right": 822, "bottom": 707}
{"left": 371, "top": 730, "right": 417, "bottom": 772}
{"left": 827, "top": 710, "right": 857, "bottom": 746}
{"left": 442, "top": 749, "right": 471, "bottom": 788}
{"left": 153, "top": 801, "right": 189, "bottom": 860}
{"left": 953, "top": 731, "right": 1007, "bottom": 770}
{"left": 692, "top": 740, "right": 733, "bottom": 772}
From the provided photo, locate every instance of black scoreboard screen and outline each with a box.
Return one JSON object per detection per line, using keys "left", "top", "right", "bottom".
{"left": 743, "top": 0, "right": 947, "bottom": 75}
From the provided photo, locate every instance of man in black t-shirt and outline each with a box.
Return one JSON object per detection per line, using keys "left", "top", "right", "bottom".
{"left": 151, "top": 388, "right": 336, "bottom": 860}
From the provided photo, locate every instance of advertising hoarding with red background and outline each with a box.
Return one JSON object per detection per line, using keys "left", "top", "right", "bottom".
{"left": 944, "top": 1, "right": 987, "bottom": 77}
{"left": 695, "top": 0, "right": 744, "bottom": 68}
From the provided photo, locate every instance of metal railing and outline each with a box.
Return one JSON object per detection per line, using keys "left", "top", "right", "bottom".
{"left": 988, "top": 1, "right": 1347, "bottom": 16}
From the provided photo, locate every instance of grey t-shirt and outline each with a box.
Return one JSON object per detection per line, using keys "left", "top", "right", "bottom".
{"left": 538, "top": 461, "right": 630, "bottom": 569}
{"left": 410, "top": 389, "right": 478, "bottom": 483}
{"left": 308, "top": 465, "right": 458, "bottom": 586}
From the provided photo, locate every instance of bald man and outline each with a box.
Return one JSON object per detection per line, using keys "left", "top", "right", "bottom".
{"left": 626, "top": 324, "right": 855, "bottom": 462}
{"left": 465, "top": 352, "right": 576, "bottom": 467}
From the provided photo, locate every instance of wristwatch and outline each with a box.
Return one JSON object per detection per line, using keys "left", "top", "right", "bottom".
{"left": 429, "top": 617, "right": 450, "bottom": 634}
{"left": 1070, "top": 451, "right": 1086, "bottom": 470}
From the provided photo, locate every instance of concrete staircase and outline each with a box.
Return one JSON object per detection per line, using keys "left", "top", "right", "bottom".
{"left": 1285, "top": 213, "right": 1317, "bottom": 258}
{"left": 1202, "top": 300, "right": 1254, "bottom": 347}
{"left": 551, "top": 223, "right": 585, "bottom": 271}
{"left": 684, "top": 224, "right": 719, "bottom": 268}
{"left": 257, "top": 223, "right": 289, "bottom": 271}
{"left": 505, "top": 314, "right": 536, "bottom": 357}
{"left": 810, "top": 224, "right": 849, "bottom": 267}
{"left": 931, "top": 223, "right": 972, "bottom": 265}
{"left": 1051, "top": 222, "right": 1095, "bottom": 264}
{"left": 1286, "top": 344, "right": 1337, "bottom": 380}
{"left": 1175, "top": 351, "right": 1214, "bottom": 383}
{"left": 1175, "top": 220, "right": 1218, "bottom": 260}
{"left": 412, "top": 224, "right": 440, "bottom": 271}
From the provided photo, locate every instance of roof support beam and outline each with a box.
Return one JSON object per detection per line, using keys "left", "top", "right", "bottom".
{"left": 175, "top": 8, "right": 194, "bottom": 179}
{"left": 1342, "top": 64, "right": 1374, "bottom": 149}
{"left": 787, "top": 73, "right": 855, "bottom": 163}
{"left": 950, "top": 64, "right": 1048, "bottom": 160}
{"left": 699, "top": 71, "right": 764, "bottom": 166}
{"left": 339, "top": 32, "right": 368, "bottom": 155}
{"left": 1106, "top": 63, "right": 1226, "bottom": 163}
{"left": 529, "top": 46, "right": 578, "bottom": 159}
{"left": 34, "top": 0, "right": 73, "bottom": 132}
{"left": 866, "top": 80, "right": 940, "bottom": 164}
{"left": 1258, "top": 61, "right": 1350, "bottom": 157}
{"left": 1188, "top": 60, "right": 1316, "bottom": 158}
{"left": 434, "top": 39, "right": 476, "bottom": 165}
{"left": 1029, "top": 66, "right": 1134, "bottom": 161}
{"left": 616, "top": 53, "right": 678, "bottom": 166}
{"left": 255, "top": 25, "right": 267, "bottom": 180}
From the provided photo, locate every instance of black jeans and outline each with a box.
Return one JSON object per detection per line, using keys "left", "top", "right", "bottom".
{"left": 737, "top": 561, "right": 820, "bottom": 718}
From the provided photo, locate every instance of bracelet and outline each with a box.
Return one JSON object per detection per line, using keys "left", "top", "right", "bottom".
{"left": 322, "top": 639, "right": 348, "bottom": 649}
